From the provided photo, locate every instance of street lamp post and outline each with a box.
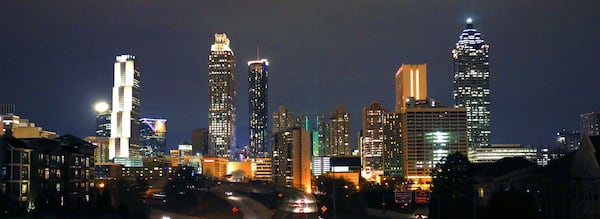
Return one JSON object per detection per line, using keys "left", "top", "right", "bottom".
{"left": 331, "top": 166, "right": 336, "bottom": 219}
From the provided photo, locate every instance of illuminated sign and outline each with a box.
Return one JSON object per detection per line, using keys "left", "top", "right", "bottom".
{"left": 178, "top": 145, "right": 192, "bottom": 150}
{"left": 332, "top": 166, "right": 349, "bottom": 172}
{"left": 141, "top": 118, "right": 167, "bottom": 133}
{"left": 395, "top": 191, "right": 412, "bottom": 203}
{"left": 414, "top": 191, "right": 430, "bottom": 203}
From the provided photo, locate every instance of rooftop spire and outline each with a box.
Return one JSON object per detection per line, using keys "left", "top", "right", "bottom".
{"left": 466, "top": 17, "right": 474, "bottom": 29}
{"left": 257, "top": 44, "right": 260, "bottom": 60}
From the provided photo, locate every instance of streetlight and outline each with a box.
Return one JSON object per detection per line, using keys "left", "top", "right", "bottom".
{"left": 331, "top": 166, "right": 336, "bottom": 219}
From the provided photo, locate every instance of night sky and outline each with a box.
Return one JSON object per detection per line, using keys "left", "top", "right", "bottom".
{"left": 1, "top": 1, "right": 599, "bottom": 150}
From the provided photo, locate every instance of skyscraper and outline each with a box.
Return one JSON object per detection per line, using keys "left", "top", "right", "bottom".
{"left": 272, "top": 105, "right": 293, "bottom": 135}
{"left": 248, "top": 59, "right": 269, "bottom": 158}
{"left": 330, "top": 105, "right": 351, "bottom": 156}
{"left": 452, "top": 18, "right": 491, "bottom": 148}
{"left": 403, "top": 99, "right": 468, "bottom": 188}
{"left": 0, "top": 104, "right": 15, "bottom": 115}
{"left": 581, "top": 112, "right": 600, "bottom": 136}
{"left": 295, "top": 114, "right": 309, "bottom": 130}
{"left": 94, "top": 102, "right": 111, "bottom": 137}
{"left": 395, "top": 64, "right": 428, "bottom": 112}
{"left": 272, "top": 127, "right": 311, "bottom": 192}
{"left": 208, "top": 33, "right": 236, "bottom": 160}
{"left": 316, "top": 115, "right": 330, "bottom": 157}
{"left": 109, "top": 55, "right": 141, "bottom": 166}
{"left": 139, "top": 118, "right": 167, "bottom": 157}
{"left": 362, "top": 102, "right": 386, "bottom": 173}
{"left": 191, "top": 128, "right": 209, "bottom": 155}
{"left": 382, "top": 112, "right": 402, "bottom": 176}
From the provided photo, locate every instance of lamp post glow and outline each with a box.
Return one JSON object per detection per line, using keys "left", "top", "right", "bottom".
{"left": 94, "top": 102, "right": 109, "bottom": 112}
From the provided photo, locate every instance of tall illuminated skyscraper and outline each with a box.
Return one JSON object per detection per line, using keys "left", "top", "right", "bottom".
{"left": 208, "top": 33, "right": 236, "bottom": 159}
{"left": 382, "top": 112, "right": 402, "bottom": 176}
{"left": 248, "top": 58, "right": 269, "bottom": 158}
{"left": 395, "top": 64, "right": 428, "bottom": 112}
{"left": 362, "top": 102, "right": 386, "bottom": 173}
{"left": 453, "top": 18, "right": 491, "bottom": 148}
{"left": 316, "top": 115, "right": 330, "bottom": 157}
{"left": 109, "top": 55, "right": 141, "bottom": 166}
{"left": 329, "top": 105, "right": 351, "bottom": 156}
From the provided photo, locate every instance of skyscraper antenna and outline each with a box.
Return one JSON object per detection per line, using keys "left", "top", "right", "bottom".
{"left": 256, "top": 44, "right": 260, "bottom": 60}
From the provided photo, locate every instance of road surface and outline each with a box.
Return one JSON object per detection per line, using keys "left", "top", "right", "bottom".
{"left": 216, "top": 187, "right": 273, "bottom": 219}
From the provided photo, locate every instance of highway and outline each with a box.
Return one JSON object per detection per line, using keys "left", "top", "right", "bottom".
{"left": 215, "top": 187, "right": 274, "bottom": 219}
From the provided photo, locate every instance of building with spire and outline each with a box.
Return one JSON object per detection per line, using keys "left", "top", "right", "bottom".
{"left": 208, "top": 33, "right": 236, "bottom": 160}
{"left": 109, "top": 54, "right": 141, "bottom": 167}
{"left": 248, "top": 57, "right": 269, "bottom": 158}
{"left": 452, "top": 18, "right": 491, "bottom": 148}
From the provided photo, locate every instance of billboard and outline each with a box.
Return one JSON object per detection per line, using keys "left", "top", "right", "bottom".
{"left": 394, "top": 191, "right": 412, "bottom": 203}
{"left": 414, "top": 190, "right": 431, "bottom": 203}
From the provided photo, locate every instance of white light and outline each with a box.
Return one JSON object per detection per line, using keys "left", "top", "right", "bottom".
{"left": 94, "top": 102, "right": 109, "bottom": 112}
{"left": 466, "top": 18, "right": 473, "bottom": 24}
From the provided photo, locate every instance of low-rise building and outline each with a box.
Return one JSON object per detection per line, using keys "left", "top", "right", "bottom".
{"left": 470, "top": 144, "right": 537, "bottom": 163}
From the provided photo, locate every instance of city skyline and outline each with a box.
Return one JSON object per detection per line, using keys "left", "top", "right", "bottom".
{"left": 1, "top": 2, "right": 599, "bottom": 149}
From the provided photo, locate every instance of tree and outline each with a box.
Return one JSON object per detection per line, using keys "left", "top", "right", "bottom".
{"left": 430, "top": 152, "right": 473, "bottom": 219}
{"left": 487, "top": 190, "right": 538, "bottom": 219}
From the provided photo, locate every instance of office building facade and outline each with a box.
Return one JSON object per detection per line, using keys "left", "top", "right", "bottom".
{"left": 471, "top": 144, "right": 538, "bottom": 163}
{"left": 316, "top": 115, "right": 330, "bottom": 157}
{"left": 191, "top": 128, "right": 209, "bottom": 156}
{"left": 94, "top": 102, "right": 111, "bottom": 138}
{"left": 0, "top": 104, "right": 15, "bottom": 115}
{"left": 139, "top": 118, "right": 167, "bottom": 157}
{"left": 581, "top": 112, "right": 600, "bottom": 136}
{"left": 272, "top": 105, "right": 293, "bottom": 135}
{"left": 382, "top": 112, "right": 403, "bottom": 176}
{"left": 362, "top": 102, "right": 387, "bottom": 172}
{"left": 85, "top": 136, "right": 110, "bottom": 163}
{"left": 403, "top": 100, "right": 469, "bottom": 187}
{"left": 272, "top": 127, "right": 311, "bottom": 192}
{"left": 208, "top": 33, "right": 236, "bottom": 159}
{"left": 395, "top": 64, "right": 428, "bottom": 112}
{"left": 330, "top": 105, "right": 351, "bottom": 156}
{"left": 109, "top": 54, "right": 141, "bottom": 164}
{"left": 452, "top": 19, "right": 491, "bottom": 148}
{"left": 248, "top": 59, "right": 269, "bottom": 158}
{"left": 556, "top": 128, "right": 581, "bottom": 152}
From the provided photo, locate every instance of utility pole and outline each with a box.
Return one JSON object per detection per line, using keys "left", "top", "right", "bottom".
{"left": 332, "top": 167, "right": 336, "bottom": 219}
